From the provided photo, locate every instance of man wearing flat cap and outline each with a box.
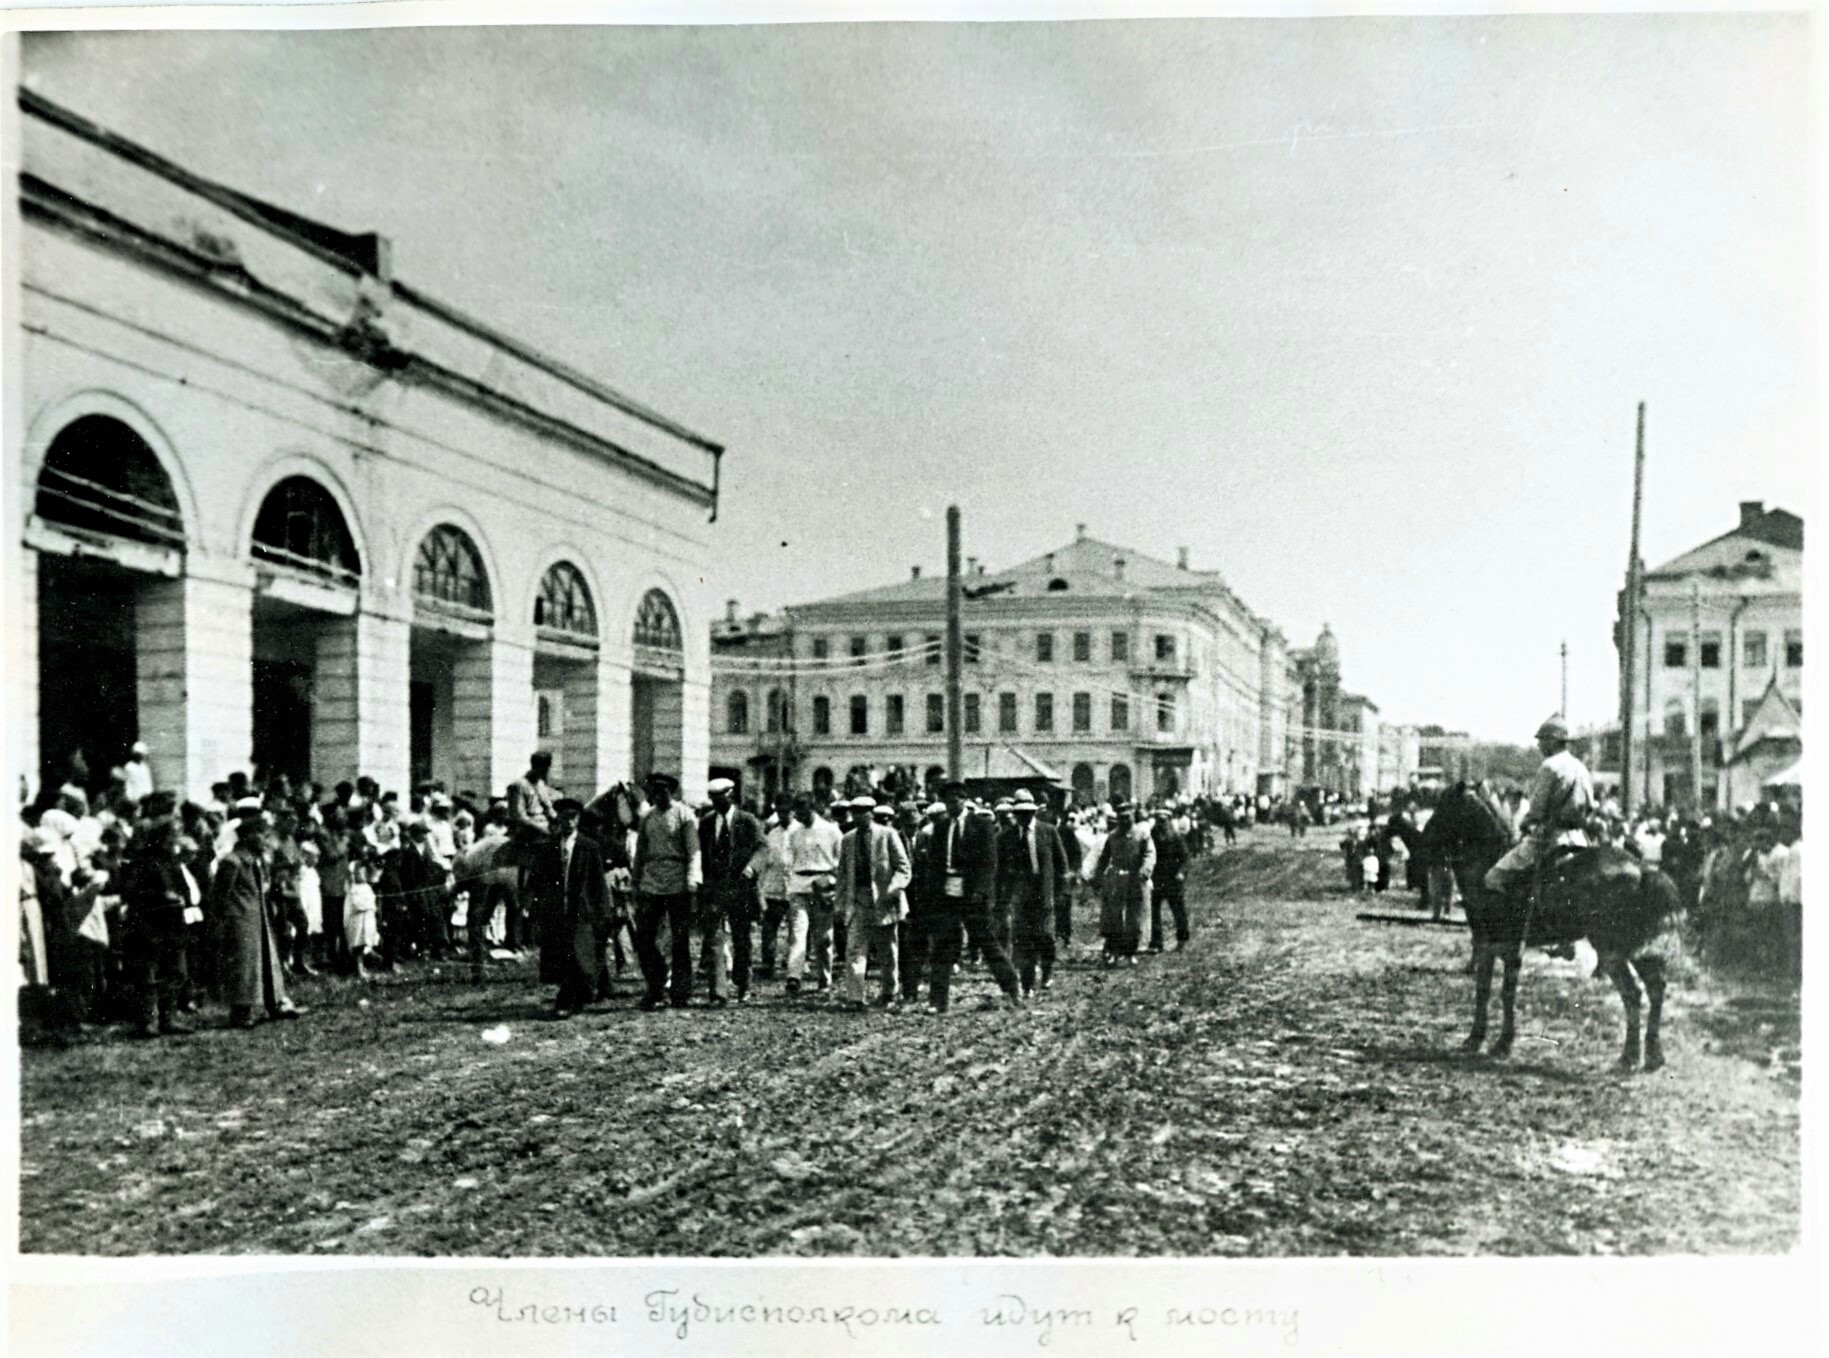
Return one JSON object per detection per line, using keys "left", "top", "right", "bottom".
{"left": 697, "top": 777, "right": 768, "bottom": 1004}
{"left": 631, "top": 773, "right": 703, "bottom": 1009}
{"left": 530, "top": 796, "right": 611, "bottom": 1018}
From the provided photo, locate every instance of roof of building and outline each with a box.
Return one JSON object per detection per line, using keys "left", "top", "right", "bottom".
{"left": 1730, "top": 674, "right": 1802, "bottom": 763}
{"left": 794, "top": 533, "right": 1230, "bottom": 611}
{"left": 1649, "top": 503, "right": 1803, "bottom": 579}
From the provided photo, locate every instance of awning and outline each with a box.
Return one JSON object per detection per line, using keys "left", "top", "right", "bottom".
{"left": 1763, "top": 756, "right": 1803, "bottom": 789}
{"left": 966, "top": 744, "right": 1063, "bottom": 783}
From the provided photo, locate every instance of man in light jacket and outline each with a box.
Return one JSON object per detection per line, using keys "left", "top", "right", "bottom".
{"left": 834, "top": 795, "right": 911, "bottom": 1010}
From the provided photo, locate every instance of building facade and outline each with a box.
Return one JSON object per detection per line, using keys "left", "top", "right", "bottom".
{"left": 710, "top": 530, "right": 1300, "bottom": 805}
{"left": 11, "top": 93, "right": 720, "bottom": 804}
{"left": 1287, "top": 625, "right": 1385, "bottom": 800}
{"left": 1613, "top": 500, "right": 1803, "bottom": 811}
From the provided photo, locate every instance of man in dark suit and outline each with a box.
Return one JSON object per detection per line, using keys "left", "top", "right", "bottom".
{"left": 918, "top": 781, "right": 1022, "bottom": 1013}
{"left": 697, "top": 777, "right": 769, "bottom": 1004}
{"left": 529, "top": 796, "right": 611, "bottom": 1018}
{"left": 997, "top": 789, "right": 1070, "bottom": 998}
{"left": 1148, "top": 808, "right": 1191, "bottom": 951}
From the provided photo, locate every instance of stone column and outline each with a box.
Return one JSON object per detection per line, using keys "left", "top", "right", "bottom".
{"left": 136, "top": 557, "right": 255, "bottom": 800}
{"left": 594, "top": 645, "right": 633, "bottom": 790}
{"left": 311, "top": 606, "right": 411, "bottom": 794}
{"left": 450, "top": 627, "right": 535, "bottom": 799}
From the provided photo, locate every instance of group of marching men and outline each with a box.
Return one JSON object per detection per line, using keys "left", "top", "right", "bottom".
{"left": 545, "top": 771, "right": 1202, "bottom": 1018}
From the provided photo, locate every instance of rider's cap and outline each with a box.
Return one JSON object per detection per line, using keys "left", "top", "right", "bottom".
{"left": 1536, "top": 715, "right": 1570, "bottom": 742}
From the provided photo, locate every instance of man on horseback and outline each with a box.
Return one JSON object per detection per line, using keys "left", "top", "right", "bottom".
{"left": 1482, "top": 716, "right": 1594, "bottom": 955}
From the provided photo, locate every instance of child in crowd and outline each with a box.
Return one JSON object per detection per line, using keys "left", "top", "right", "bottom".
{"left": 344, "top": 845, "right": 380, "bottom": 979}
{"left": 297, "top": 840, "right": 324, "bottom": 971}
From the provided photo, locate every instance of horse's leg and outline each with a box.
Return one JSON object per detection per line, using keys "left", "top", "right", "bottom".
{"left": 1462, "top": 937, "right": 1495, "bottom": 1052}
{"left": 1636, "top": 955, "right": 1667, "bottom": 1072}
{"left": 1606, "top": 955, "right": 1644, "bottom": 1072}
{"left": 1490, "top": 943, "right": 1521, "bottom": 1058}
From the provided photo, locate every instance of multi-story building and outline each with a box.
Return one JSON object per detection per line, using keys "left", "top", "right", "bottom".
{"left": 1288, "top": 625, "right": 1384, "bottom": 800}
{"left": 710, "top": 529, "right": 1300, "bottom": 806}
{"left": 12, "top": 92, "right": 720, "bottom": 803}
{"left": 1613, "top": 500, "right": 1803, "bottom": 810}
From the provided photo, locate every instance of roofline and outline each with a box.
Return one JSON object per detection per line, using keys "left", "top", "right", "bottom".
{"left": 1646, "top": 512, "right": 1804, "bottom": 576}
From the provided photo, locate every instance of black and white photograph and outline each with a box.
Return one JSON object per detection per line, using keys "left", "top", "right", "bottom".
{"left": 2, "top": 4, "right": 1818, "bottom": 1353}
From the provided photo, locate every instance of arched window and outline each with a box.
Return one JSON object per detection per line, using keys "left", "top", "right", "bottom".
{"left": 1108, "top": 763, "right": 1133, "bottom": 803}
{"left": 1663, "top": 699, "right": 1687, "bottom": 739}
{"left": 35, "top": 415, "right": 185, "bottom": 548}
{"left": 413, "top": 525, "right": 491, "bottom": 615}
{"left": 634, "top": 589, "right": 682, "bottom": 651}
{"left": 728, "top": 690, "right": 750, "bottom": 735}
{"left": 765, "top": 688, "right": 786, "bottom": 734}
{"left": 1071, "top": 763, "right": 1096, "bottom": 804}
{"left": 535, "top": 561, "right": 597, "bottom": 639}
{"left": 812, "top": 766, "right": 835, "bottom": 794}
{"left": 252, "top": 476, "right": 359, "bottom": 585}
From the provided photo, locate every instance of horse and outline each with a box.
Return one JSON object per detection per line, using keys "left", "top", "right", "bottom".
{"left": 1423, "top": 783, "right": 1683, "bottom": 1072}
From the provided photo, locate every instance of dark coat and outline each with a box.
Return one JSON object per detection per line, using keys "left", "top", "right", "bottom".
{"left": 120, "top": 853, "right": 192, "bottom": 952}
{"left": 210, "top": 846, "right": 291, "bottom": 1010}
{"left": 1149, "top": 821, "right": 1189, "bottom": 883}
{"left": 996, "top": 820, "right": 1070, "bottom": 918}
{"left": 914, "top": 812, "right": 999, "bottom": 907}
{"left": 529, "top": 833, "right": 610, "bottom": 985}
{"left": 699, "top": 805, "right": 769, "bottom": 913}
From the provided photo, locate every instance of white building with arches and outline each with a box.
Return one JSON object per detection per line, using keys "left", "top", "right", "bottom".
{"left": 10, "top": 92, "right": 719, "bottom": 803}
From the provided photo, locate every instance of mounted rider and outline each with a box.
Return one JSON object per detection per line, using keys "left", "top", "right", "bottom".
{"left": 1482, "top": 716, "right": 1594, "bottom": 952}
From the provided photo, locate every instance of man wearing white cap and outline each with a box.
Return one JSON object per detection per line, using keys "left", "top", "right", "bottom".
{"left": 697, "top": 777, "right": 768, "bottom": 1004}
{"left": 835, "top": 795, "right": 911, "bottom": 1009}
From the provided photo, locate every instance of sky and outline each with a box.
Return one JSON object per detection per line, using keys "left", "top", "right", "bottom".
{"left": 20, "top": 16, "right": 1816, "bottom": 740}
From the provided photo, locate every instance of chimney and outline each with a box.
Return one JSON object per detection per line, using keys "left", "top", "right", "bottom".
{"left": 966, "top": 557, "right": 978, "bottom": 576}
{"left": 1177, "top": 546, "right": 1190, "bottom": 571}
{"left": 724, "top": 598, "right": 739, "bottom": 624}
{"left": 977, "top": 562, "right": 987, "bottom": 576}
{"left": 1076, "top": 523, "right": 1088, "bottom": 542}
{"left": 911, "top": 565, "right": 921, "bottom": 580}
{"left": 1114, "top": 555, "right": 1127, "bottom": 581}
{"left": 1045, "top": 553, "right": 1056, "bottom": 572}
{"left": 1740, "top": 500, "right": 1765, "bottom": 529}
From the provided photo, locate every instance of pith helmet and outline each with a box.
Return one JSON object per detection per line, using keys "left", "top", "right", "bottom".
{"left": 1536, "top": 715, "right": 1570, "bottom": 743}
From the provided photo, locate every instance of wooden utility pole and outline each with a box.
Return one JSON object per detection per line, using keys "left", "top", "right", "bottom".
{"left": 946, "top": 505, "right": 964, "bottom": 781}
{"left": 1690, "top": 576, "right": 1704, "bottom": 810}
{"left": 1619, "top": 401, "right": 1646, "bottom": 815}
{"left": 1560, "top": 640, "right": 1568, "bottom": 719}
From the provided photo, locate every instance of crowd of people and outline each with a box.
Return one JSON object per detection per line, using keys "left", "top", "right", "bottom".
{"left": 17, "top": 747, "right": 1233, "bottom": 1039}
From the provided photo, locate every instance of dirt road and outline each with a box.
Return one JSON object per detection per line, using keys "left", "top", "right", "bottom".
{"left": 18, "top": 830, "right": 1800, "bottom": 1256}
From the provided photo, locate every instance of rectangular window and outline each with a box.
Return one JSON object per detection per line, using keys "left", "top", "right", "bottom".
{"left": 1112, "top": 631, "right": 1130, "bottom": 663}
{"left": 1699, "top": 632, "right": 1722, "bottom": 669}
{"left": 1700, "top": 703, "right": 1720, "bottom": 738}
{"left": 812, "top": 637, "right": 829, "bottom": 662}
{"left": 813, "top": 695, "right": 831, "bottom": 735}
{"left": 1111, "top": 694, "right": 1130, "bottom": 731}
{"left": 925, "top": 633, "right": 941, "bottom": 666}
{"left": 1034, "top": 693, "right": 1055, "bottom": 732}
{"left": 850, "top": 636, "right": 868, "bottom": 667}
{"left": 964, "top": 692, "right": 982, "bottom": 734}
{"left": 926, "top": 693, "right": 945, "bottom": 734}
{"left": 1155, "top": 633, "right": 1176, "bottom": 663}
{"left": 1157, "top": 693, "right": 1175, "bottom": 733}
{"left": 849, "top": 695, "right": 868, "bottom": 735}
{"left": 886, "top": 694, "right": 905, "bottom": 735}
{"left": 1744, "top": 631, "right": 1768, "bottom": 669}
{"left": 1786, "top": 629, "right": 1803, "bottom": 668}
{"left": 1073, "top": 631, "right": 1092, "bottom": 663}
{"left": 1072, "top": 692, "right": 1092, "bottom": 733}
{"left": 1036, "top": 632, "right": 1055, "bottom": 663}
{"left": 965, "top": 632, "right": 983, "bottom": 664}
{"left": 998, "top": 692, "right": 1018, "bottom": 734}
{"left": 886, "top": 634, "right": 905, "bottom": 662}
{"left": 1663, "top": 633, "right": 1688, "bottom": 669}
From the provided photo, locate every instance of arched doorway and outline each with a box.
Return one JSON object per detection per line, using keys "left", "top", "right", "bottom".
{"left": 32, "top": 414, "right": 187, "bottom": 793}
{"left": 249, "top": 475, "right": 361, "bottom": 788}
{"left": 1071, "top": 762, "right": 1096, "bottom": 806}
{"left": 531, "top": 560, "right": 600, "bottom": 796}
{"left": 1108, "top": 762, "right": 1132, "bottom": 804}
{"left": 409, "top": 524, "right": 495, "bottom": 794}
{"left": 630, "top": 588, "right": 685, "bottom": 785}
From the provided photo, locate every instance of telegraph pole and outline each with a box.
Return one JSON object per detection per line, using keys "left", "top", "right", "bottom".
{"left": 946, "top": 506, "right": 964, "bottom": 781}
{"left": 1618, "top": 402, "right": 1646, "bottom": 815}
{"left": 1690, "top": 576, "right": 1704, "bottom": 810}
{"left": 1560, "top": 640, "right": 1568, "bottom": 719}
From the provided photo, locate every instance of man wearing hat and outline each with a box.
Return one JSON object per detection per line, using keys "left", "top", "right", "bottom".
{"left": 916, "top": 781, "right": 1022, "bottom": 1012}
{"left": 120, "top": 740, "right": 154, "bottom": 805}
{"left": 211, "top": 808, "right": 305, "bottom": 1029}
{"left": 835, "top": 795, "right": 912, "bottom": 1009}
{"left": 898, "top": 800, "right": 950, "bottom": 1003}
{"left": 630, "top": 773, "right": 704, "bottom": 1009}
{"left": 1148, "top": 807, "right": 1192, "bottom": 953}
{"left": 1482, "top": 716, "right": 1595, "bottom": 901}
{"left": 697, "top": 777, "right": 769, "bottom": 1004}
{"left": 529, "top": 796, "right": 612, "bottom": 1018}
{"left": 120, "top": 796, "right": 195, "bottom": 1037}
{"left": 783, "top": 793, "right": 844, "bottom": 996}
{"left": 1092, "top": 801, "right": 1155, "bottom": 965}
{"left": 996, "top": 789, "right": 1070, "bottom": 998}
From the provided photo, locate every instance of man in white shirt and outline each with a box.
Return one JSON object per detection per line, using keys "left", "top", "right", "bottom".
{"left": 757, "top": 796, "right": 793, "bottom": 979}
{"left": 120, "top": 741, "right": 154, "bottom": 805}
{"left": 783, "top": 793, "right": 843, "bottom": 995}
